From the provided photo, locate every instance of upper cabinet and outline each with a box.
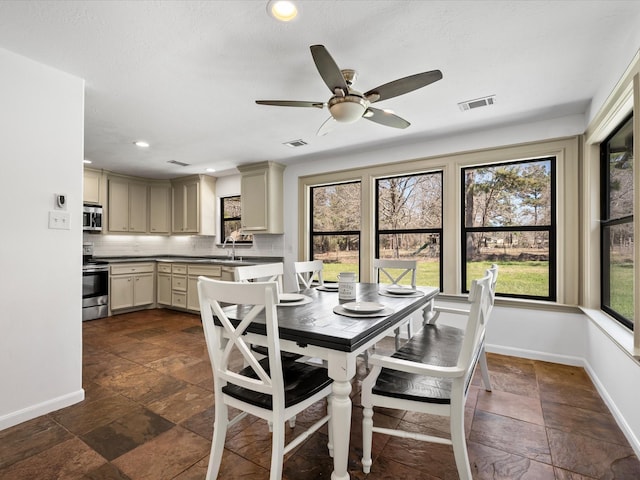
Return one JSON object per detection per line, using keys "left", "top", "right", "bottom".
{"left": 83, "top": 168, "right": 105, "bottom": 205}
{"left": 171, "top": 174, "right": 216, "bottom": 235}
{"left": 107, "top": 177, "right": 148, "bottom": 233}
{"left": 238, "top": 161, "right": 284, "bottom": 234}
{"left": 149, "top": 183, "right": 171, "bottom": 234}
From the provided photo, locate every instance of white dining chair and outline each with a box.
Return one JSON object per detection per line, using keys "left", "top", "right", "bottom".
{"left": 424, "top": 263, "right": 498, "bottom": 391}
{"left": 294, "top": 259, "right": 324, "bottom": 290}
{"left": 234, "top": 262, "right": 284, "bottom": 294}
{"left": 374, "top": 258, "right": 418, "bottom": 349}
{"left": 361, "top": 271, "right": 494, "bottom": 480}
{"left": 198, "top": 277, "right": 333, "bottom": 480}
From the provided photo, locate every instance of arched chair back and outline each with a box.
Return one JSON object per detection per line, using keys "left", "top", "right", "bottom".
{"left": 294, "top": 260, "right": 324, "bottom": 290}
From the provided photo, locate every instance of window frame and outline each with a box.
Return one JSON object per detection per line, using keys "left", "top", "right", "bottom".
{"left": 309, "top": 181, "right": 362, "bottom": 278}
{"left": 600, "top": 112, "right": 634, "bottom": 330}
{"left": 460, "top": 156, "right": 557, "bottom": 301}
{"left": 375, "top": 171, "right": 444, "bottom": 291}
{"left": 220, "top": 195, "right": 252, "bottom": 244}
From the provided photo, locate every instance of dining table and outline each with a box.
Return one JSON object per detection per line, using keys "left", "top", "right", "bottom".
{"left": 220, "top": 282, "right": 439, "bottom": 480}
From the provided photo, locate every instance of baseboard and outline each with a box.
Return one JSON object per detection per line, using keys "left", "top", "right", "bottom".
{"left": 485, "top": 343, "right": 585, "bottom": 367}
{"left": 583, "top": 360, "right": 640, "bottom": 458}
{"left": 0, "top": 389, "right": 85, "bottom": 431}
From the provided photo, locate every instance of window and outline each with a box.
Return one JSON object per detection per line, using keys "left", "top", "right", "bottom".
{"left": 376, "top": 172, "right": 443, "bottom": 289}
{"left": 461, "top": 157, "right": 556, "bottom": 300}
{"left": 601, "top": 114, "right": 634, "bottom": 330}
{"left": 310, "top": 182, "right": 361, "bottom": 282}
{"left": 220, "top": 196, "right": 252, "bottom": 243}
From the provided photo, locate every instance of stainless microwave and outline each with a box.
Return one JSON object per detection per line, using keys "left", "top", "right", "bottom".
{"left": 83, "top": 204, "right": 103, "bottom": 232}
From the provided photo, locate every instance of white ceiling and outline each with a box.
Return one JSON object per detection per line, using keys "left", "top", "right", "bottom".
{"left": 1, "top": 0, "right": 639, "bottom": 179}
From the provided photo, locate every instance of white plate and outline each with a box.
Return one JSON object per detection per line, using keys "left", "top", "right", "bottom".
{"left": 279, "top": 293, "right": 306, "bottom": 303}
{"left": 321, "top": 284, "right": 339, "bottom": 291}
{"left": 341, "top": 301, "right": 386, "bottom": 313}
{"left": 385, "top": 285, "right": 417, "bottom": 295}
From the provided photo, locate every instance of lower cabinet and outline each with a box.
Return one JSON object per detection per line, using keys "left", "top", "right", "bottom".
{"left": 187, "top": 264, "right": 222, "bottom": 311}
{"left": 157, "top": 263, "right": 172, "bottom": 305}
{"left": 110, "top": 263, "right": 155, "bottom": 311}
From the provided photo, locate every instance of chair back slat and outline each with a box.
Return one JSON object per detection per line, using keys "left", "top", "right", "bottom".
{"left": 234, "top": 263, "right": 284, "bottom": 294}
{"left": 373, "top": 259, "right": 417, "bottom": 288}
{"left": 294, "top": 260, "right": 324, "bottom": 290}
{"left": 198, "top": 277, "right": 284, "bottom": 398}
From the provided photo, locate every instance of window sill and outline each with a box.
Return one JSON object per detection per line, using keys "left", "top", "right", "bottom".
{"left": 580, "top": 307, "right": 639, "bottom": 364}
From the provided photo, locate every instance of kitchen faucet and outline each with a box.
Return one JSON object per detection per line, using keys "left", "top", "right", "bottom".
{"left": 222, "top": 235, "right": 236, "bottom": 260}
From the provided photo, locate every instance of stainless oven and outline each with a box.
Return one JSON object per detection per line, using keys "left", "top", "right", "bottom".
{"left": 82, "top": 262, "right": 109, "bottom": 321}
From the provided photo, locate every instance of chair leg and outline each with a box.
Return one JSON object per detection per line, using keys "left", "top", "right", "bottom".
{"left": 361, "top": 406, "right": 374, "bottom": 474}
{"left": 479, "top": 346, "right": 492, "bottom": 391}
{"left": 288, "top": 416, "right": 296, "bottom": 428}
{"left": 394, "top": 327, "right": 401, "bottom": 350}
{"left": 450, "top": 403, "right": 472, "bottom": 480}
{"left": 270, "top": 420, "right": 286, "bottom": 480}
{"left": 206, "top": 402, "right": 229, "bottom": 480}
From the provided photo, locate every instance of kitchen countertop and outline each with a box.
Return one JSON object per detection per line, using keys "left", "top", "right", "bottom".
{"left": 94, "top": 255, "right": 284, "bottom": 267}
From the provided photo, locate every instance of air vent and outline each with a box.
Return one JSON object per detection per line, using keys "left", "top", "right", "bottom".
{"left": 458, "top": 95, "right": 496, "bottom": 112}
{"left": 283, "top": 139, "right": 307, "bottom": 148}
{"left": 167, "top": 159, "right": 190, "bottom": 167}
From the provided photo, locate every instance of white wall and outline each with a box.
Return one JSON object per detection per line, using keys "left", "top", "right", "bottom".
{"left": 0, "top": 48, "right": 85, "bottom": 430}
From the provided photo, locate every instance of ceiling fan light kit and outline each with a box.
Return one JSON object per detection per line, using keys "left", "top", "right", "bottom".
{"left": 255, "top": 45, "right": 442, "bottom": 135}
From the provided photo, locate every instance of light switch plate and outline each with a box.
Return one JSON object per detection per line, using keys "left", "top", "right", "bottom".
{"left": 49, "top": 211, "right": 70, "bottom": 230}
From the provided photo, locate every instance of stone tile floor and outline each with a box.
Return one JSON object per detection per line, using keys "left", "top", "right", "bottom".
{"left": 1, "top": 308, "right": 639, "bottom": 479}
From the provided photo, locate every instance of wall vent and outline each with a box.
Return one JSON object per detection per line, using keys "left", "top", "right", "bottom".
{"left": 167, "top": 159, "right": 190, "bottom": 167}
{"left": 283, "top": 139, "right": 307, "bottom": 148}
{"left": 458, "top": 95, "right": 496, "bottom": 112}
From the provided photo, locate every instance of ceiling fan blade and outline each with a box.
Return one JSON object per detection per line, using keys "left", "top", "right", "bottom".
{"left": 363, "top": 107, "right": 410, "bottom": 129}
{"left": 310, "top": 45, "right": 348, "bottom": 93}
{"left": 365, "top": 70, "right": 443, "bottom": 103}
{"left": 256, "top": 100, "right": 325, "bottom": 108}
{"left": 317, "top": 116, "right": 338, "bottom": 136}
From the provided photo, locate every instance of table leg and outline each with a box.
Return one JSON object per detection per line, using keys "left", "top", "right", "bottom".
{"left": 330, "top": 379, "right": 352, "bottom": 480}
{"left": 327, "top": 352, "right": 355, "bottom": 480}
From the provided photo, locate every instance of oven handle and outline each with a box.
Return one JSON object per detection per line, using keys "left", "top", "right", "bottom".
{"left": 83, "top": 267, "right": 109, "bottom": 273}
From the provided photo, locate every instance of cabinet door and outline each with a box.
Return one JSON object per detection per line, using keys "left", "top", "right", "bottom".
{"left": 128, "top": 183, "right": 148, "bottom": 233}
{"left": 133, "top": 273, "right": 154, "bottom": 306}
{"left": 187, "top": 276, "right": 199, "bottom": 311}
{"left": 172, "top": 184, "right": 186, "bottom": 233}
{"left": 184, "top": 181, "right": 200, "bottom": 233}
{"left": 111, "top": 275, "right": 134, "bottom": 309}
{"left": 157, "top": 273, "right": 172, "bottom": 305}
{"left": 83, "top": 169, "right": 101, "bottom": 204}
{"left": 241, "top": 170, "right": 268, "bottom": 231}
{"left": 108, "top": 179, "right": 130, "bottom": 232}
{"left": 149, "top": 185, "right": 170, "bottom": 234}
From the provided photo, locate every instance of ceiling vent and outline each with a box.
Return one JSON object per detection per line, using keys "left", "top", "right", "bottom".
{"left": 167, "top": 159, "right": 190, "bottom": 167}
{"left": 458, "top": 95, "right": 496, "bottom": 112}
{"left": 283, "top": 139, "right": 307, "bottom": 148}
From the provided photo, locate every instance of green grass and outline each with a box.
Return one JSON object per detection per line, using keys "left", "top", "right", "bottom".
{"left": 322, "top": 260, "right": 551, "bottom": 297}
{"left": 608, "top": 262, "right": 634, "bottom": 320}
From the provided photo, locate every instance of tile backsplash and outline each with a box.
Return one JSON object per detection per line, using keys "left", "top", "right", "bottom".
{"left": 83, "top": 233, "right": 284, "bottom": 259}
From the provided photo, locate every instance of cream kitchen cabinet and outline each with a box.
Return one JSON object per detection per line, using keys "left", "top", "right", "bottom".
{"left": 149, "top": 184, "right": 171, "bottom": 234}
{"left": 187, "top": 264, "right": 222, "bottom": 311}
{"left": 170, "top": 263, "right": 188, "bottom": 309}
{"left": 171, "top": 175, "right": 216, "bottom": 235}
{"left": 83, "top": 168, "right": 104, "bottom": 205}
{"left": 156, "top": 263, "right": 172, "bottom": 305}
{"left": 238, "top": 161, "right": 284, "bottom": 234}
{"left": 110, "top": 263, "right": 155, "bottom": 311}
{"left": 107, "top": 177, "right": 148, "bottom": 233}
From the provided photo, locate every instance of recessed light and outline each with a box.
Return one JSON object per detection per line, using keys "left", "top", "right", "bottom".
{"left": 134, "top": 140, "right": 150, "bottom": 148}
{"left": 206, "top": 168, "right": 216, "bottom": 173}
{"left": 83, "top": 159, "right": 92, "bottom": 164}
{"left": 267, "top": 0, "right": 298, "bottom": 22}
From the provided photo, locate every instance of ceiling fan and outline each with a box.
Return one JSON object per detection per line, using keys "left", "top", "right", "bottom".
{"left": 255, "top": 44, "right": 443, "bottom": 136}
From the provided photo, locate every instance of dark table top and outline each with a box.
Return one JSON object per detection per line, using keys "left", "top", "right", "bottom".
{"left": 221, "top": 283, "right": 438, "bottom": 352}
